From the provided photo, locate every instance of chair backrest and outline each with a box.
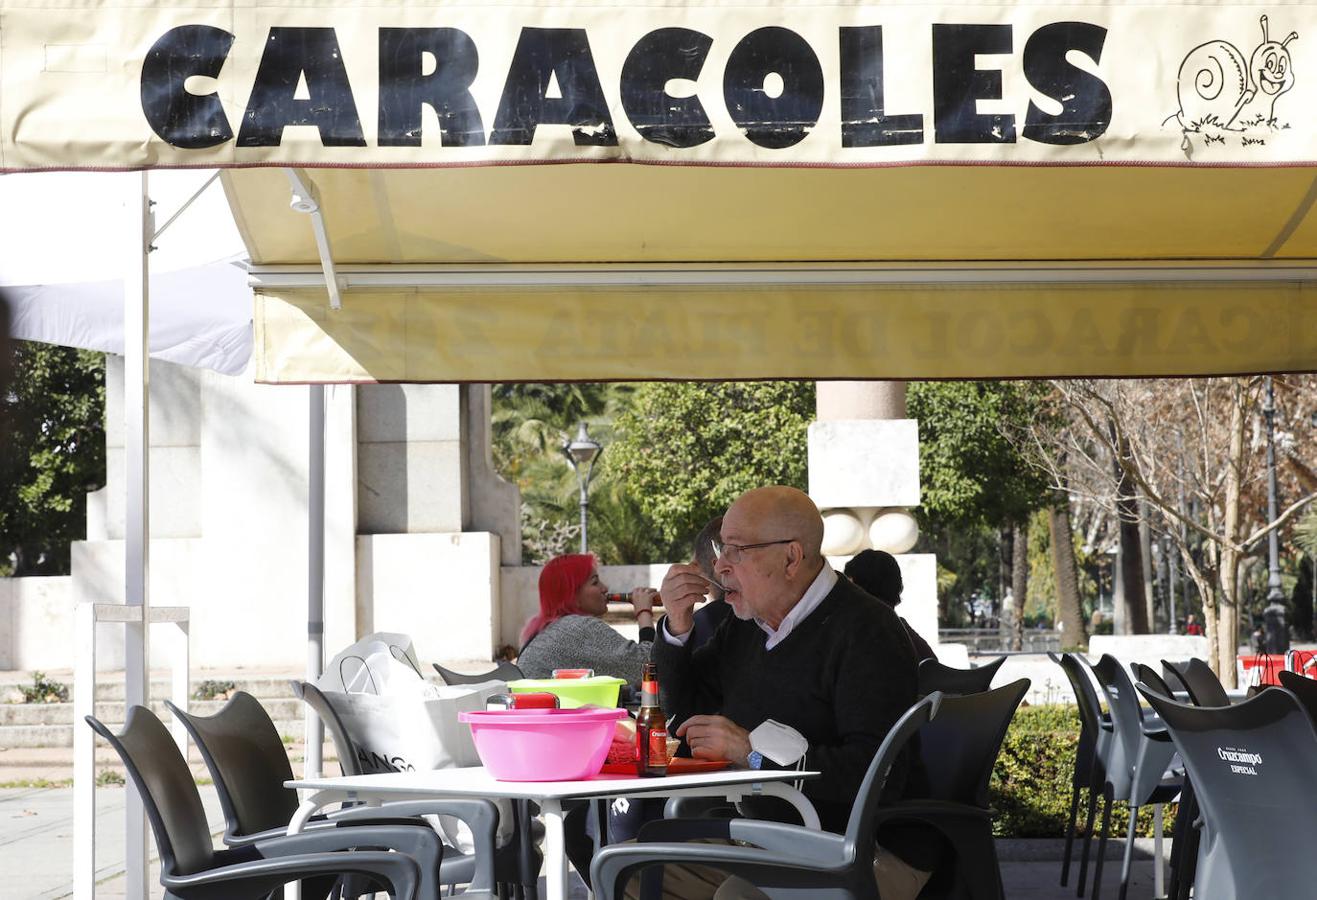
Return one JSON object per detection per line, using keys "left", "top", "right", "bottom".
{"left": 1132, "top": 663, "right": 1176, "bottom": 702}
{"left": 917, "top": 655, "right": 1005, "bottom": 696}
{"left": 291, "top": 680, "right": 363, "bottom": 776}
{"left": 1050, "top": 652, "right": 1107, "bottom": 739}
{"left": 86, "top": 707, "right": 215, "bottom": 877}
{"left": 165, "top": 692, "right": 299, "bottom": 839}
{"left": 1276, "top": 671, "right": 1317, "bottom": 723}
{"left": 846, "top": 694, "right": 940, "bottom": 860}
{"left": 1091, "top": 655, "right": 1148, "bottom": 780}
{"left": 1138, "top": 685, "right": 1317, "bottom": 896}
{"left": 433, "top": 660, "right": 523, "bottom": 685}
{"left": 1171, "top": 657, "right": 1232, "bottom": 708}
{"left": 917, "top": 678, "right": 1030, "bottom": 807}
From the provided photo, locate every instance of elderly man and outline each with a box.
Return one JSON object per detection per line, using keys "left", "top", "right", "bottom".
{"left": 654, "top": 486, "right": 931, "bottom": 900}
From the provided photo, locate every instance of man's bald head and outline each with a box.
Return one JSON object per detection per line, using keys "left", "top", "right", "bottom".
{"left": 725, "top": 486, "right": 824, "bottom": 562}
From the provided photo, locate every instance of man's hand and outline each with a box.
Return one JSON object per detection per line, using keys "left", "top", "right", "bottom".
{"left": 659, "top": 563, "right": 708, "bottom": 637}
{"left": 676, "top": 715, "right": 752, "bottom": 766}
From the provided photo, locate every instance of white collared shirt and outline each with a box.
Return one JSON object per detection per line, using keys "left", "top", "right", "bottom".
{"left": 663, "top": 562, "right": 838, "bottom": 651}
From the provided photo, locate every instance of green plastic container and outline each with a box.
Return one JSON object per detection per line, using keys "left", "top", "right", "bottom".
{"left": 507, "top": 676, "right": 626, "bottom": 709}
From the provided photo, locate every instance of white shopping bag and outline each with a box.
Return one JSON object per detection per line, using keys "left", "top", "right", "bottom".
{"left": 316, "top": 633, "right": 514, "bottom": 849}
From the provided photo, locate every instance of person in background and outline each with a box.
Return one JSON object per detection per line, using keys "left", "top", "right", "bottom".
{"left": 843, "top": 549, "right": 937, "bottom": 662}
{"left": 1185, "top": 613, "right": 1204, "bottom": 636}
{"left": 516, "top": 553, "right": 658, "bottom": 683}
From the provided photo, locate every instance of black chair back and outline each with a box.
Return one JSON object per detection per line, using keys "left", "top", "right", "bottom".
{"left": 434, "top": 661, "right": 523, "bottom": 685}
{"left": 1164, "top": 657, "right": 1231, "bottom": 707}
{"left": 917, "top": 656, "right": 1005, "bottom": 696}
{"left": 918, "top": 678, "right": 1030, "bottom": 808}
{"left": 1132, "top": 663, "right": 1176, "bottom": 700}
{"left": 291, "top": 680, "right": 363, "bottom": 776}
{"left": 166, "top": 692, "right": 298, "bottom": 840}
{"left": 86, "top": 708, "right": 216, "bottom": 877}
{"left": 1051, "top": 653, "right": 1108, "bottom": 780}
{"left": 1276, "top": 671, "right": 1317, "bottom": 722}
{"left": 845, "top": 693, "right": 940, "bottom": 860}
{"left": 1139, "top": 684, "right": 1317, "bottom": 896}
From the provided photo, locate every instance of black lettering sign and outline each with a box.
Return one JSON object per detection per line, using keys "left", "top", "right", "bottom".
{"left": 933, "top": 24, "right": 1015, "bottom": 143}
{"left": 378, "top": 28, "right": 485, "bottom": 147}
{"left": 490, "top": 28, "right": 617, "bottom": 146}
{"left": 620, "top": 28, "right": 715, "bottom": 148}
{"left": 141, "top": 25, "right": 235, "bottom": 149}
{"left": 1022, "top": 22, "right": 1111, "bottom": 145}
{"left": 236, "top": 27, "right": 365, "bottom": 147}
{"left": 839, "top": 26, "right": 923, "bottom": 147}
{"left": 723, "top": 27, "right": 824, "bottom": 149}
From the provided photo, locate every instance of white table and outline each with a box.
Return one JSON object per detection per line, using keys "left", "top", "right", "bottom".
{"left": 286, "top": 766, "right": 819, "bottom": 900}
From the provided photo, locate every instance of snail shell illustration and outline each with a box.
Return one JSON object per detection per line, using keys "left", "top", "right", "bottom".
{"left": 1175, "top": 15, "right": 1297, "bottom": 131}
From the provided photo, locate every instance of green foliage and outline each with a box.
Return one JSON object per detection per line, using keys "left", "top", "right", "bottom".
{"left": 991, "top": 705, "right": 1176, "bottom": 837}
{"left": 193, "top": 679, "right": 236, "bottom": 701}
{"left": 908, "top": 381, "right": 1053, "bottom": 528}
{"left": 0, "top": 342, "right": 106, "bottom": 575}
{"left": 19, "top": 671, "right": 69, "bottom": 704}
{"left": 95, "top": 769, "right": 127, "bottom": 787}
{"left": 610, "top": 382, "right": 816, "bottom": 548}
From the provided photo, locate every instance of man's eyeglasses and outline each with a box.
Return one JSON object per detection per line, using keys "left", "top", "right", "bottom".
{"left": 712, "top": 539, "right": 795, "bottom": 564}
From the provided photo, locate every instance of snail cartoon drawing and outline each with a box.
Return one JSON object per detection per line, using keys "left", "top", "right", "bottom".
{"left": 1171, "top": 15, "right": 1297, "bottom": 148}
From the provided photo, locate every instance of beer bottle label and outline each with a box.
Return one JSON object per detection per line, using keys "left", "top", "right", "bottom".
{"left": 649, "top": 728, "right": 669, "bottom": 766}
{"left": 641, "top": 679, "right": 658, "bottom": 706}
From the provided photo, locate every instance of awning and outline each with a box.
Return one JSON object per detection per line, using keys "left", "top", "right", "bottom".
{"left": 4, "top": 1, "right": 1317, "bottom": 381}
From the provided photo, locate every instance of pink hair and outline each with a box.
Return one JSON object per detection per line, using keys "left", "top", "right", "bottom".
{"left": 519, "top": 554, "right": 596, "bottom": 647}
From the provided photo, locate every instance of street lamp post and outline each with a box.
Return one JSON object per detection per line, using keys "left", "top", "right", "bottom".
{"left": 562, "top": 421, "right": 603, "bottom": 553}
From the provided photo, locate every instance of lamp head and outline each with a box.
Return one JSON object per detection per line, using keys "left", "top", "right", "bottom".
{"left": 562, "top": 421, "right": 603, "bottom": 468}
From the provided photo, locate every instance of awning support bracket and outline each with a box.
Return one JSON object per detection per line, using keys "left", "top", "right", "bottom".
{"left": 284, "top": 168, "right": 343, "bottom": 310}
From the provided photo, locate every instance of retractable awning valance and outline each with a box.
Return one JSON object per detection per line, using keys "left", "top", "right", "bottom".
{"left": 5, "top": 1, "right": 1317, "bottom": 381}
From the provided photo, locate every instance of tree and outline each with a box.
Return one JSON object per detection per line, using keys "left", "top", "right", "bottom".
{"left": 908, "top": 381, "right": 1055, "bottom": 648}
{"left": 609, "top": 381, "right": 815, "bottom": 548}
{"left": 1033, "top": 378, "right": 1317, "bottom": 684}
{"left": 0, "top": 342, "right": 106, "bottom": 575}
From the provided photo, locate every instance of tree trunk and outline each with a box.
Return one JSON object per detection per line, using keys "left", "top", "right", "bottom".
{"left": 1111, "top": 424, "right": 1150, "bottom": 633}
{"left": 1139, "top": 506, "right": 1156, "bottom": 630}
{"left": 1215, "top": 379, "right": 1248, "bottom": 687}
{"left": 998, "top": 526, "right": 1012, "bottom": 641}
{"left": 1050, "top": 500, "right": 1088, "bottom": 646}
{"left": 1012, "top": 522, "right": 1028, "bottom": 651}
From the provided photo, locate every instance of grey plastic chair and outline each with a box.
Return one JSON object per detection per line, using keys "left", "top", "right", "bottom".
{"left": 1133, "top": 663, "right": 1194, "bottom": 900}
{"left": 291, "top": 680, "right": 536, "bottom": 899}
{"left": 591, "top": 693, "right": 941, "bottom": 900}
{"left": 917, "top": 655, "right": 1005, "bottom": 696}
{"left": 1162, "top": 657, "right": 1231, "bottom": 707}
{"left": 167, "top": 692, "right": 496, "bottom": 898}
{"left": 86, "top": 707, "right": 422, "bottom": 900}
{"left": 604, "top": 680, "right": 1030, "bottom": 900}
{"left": 1089, "top": 655, "right": 1182, "bottom": 900}
{"left": 433, "top": 661, "right": 524, "bottom": 685}
{"left": 1138, "top": 682, "right": 1317, "bottom": 898}
{"left": 1049, "top": 652, "right": 1112, "bottom": 895}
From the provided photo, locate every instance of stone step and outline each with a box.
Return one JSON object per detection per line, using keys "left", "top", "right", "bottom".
{"left": 0, "top": 673, "right": 301, "bottom": 703}
{"left": 0, "top": 718, "right": 311, "bottom": 748}
{"left": 0, "top": 696, "right": 305, "bottom": 727}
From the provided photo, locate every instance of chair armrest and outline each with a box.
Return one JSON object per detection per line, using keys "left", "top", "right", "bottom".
{"left": 591, "top": 842, "right": 844, "bottom": 900}
{"left": 331, "top": 799, "right": 500, "bottom": 892}
{"left": 727, "top": 819, "right": 847, "bottom": 861}
{"left": 164, "top": 850, "right": 419, "bottom": 897}
{"left": 253, "top": 822, "right": 444, "bottom": 898}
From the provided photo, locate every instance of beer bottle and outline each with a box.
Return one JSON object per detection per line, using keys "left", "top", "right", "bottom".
{"left": 635, "top": 662, "right": 668, "bottom": 777}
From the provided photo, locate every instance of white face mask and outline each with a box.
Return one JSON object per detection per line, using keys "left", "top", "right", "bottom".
{"left": 750, "top": 719, "right": 810, "bottom": 766}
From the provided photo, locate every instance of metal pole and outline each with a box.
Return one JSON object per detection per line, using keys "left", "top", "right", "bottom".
{"left": 124, "top": 170, "right": 152, "bottom": 900}
{"left": 1264, "top": 377, "right": 1284, "bottom": 603}
{"left": 579, "top": 479, "right": 589, "bottom": 553}
{"left": 306, "top": 384, "right": 326, "bottom": 778}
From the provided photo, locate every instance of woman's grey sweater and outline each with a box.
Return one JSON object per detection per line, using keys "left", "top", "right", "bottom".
{"left": 517, "top": 614, "right": 653, "bottom": 683}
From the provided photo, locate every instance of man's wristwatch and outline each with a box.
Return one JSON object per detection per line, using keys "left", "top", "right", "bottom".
{"left": 746, "top": 750, "right": 764, "bottom": 770}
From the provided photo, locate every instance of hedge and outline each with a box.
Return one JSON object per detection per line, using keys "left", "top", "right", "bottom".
{"left": 989, "top": 705, "right": 1177, "bottom": 838}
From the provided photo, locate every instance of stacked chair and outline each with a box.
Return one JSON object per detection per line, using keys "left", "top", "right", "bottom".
{"left": 1136, "top": 678, "right": 1317, "bottom": 896}
{"left": 86, "top": 706, "right": 430, "bottom": 900}
{"left": 593, "top": 679, "right": 1030, "bottom": 900}
{"left": 1048, "top": 652, "right": 1112, "bottom": 896}
{"left": 917, "top": 656, "right": 1006, "bottom": 696}
{"left": 166, "top": 691, "right": 497, "bottom": 898}
{"left": 1087, "top": 654, "right": 1182, "bottom": 900}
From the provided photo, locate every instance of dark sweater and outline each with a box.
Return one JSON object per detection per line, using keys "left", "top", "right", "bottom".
{"left": 652, "top": 575, "right": 920, "bottom": 834}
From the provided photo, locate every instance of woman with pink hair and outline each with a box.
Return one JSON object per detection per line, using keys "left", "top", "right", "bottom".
{"left": 516, "top": 553, "right": 658, "bottom": 683}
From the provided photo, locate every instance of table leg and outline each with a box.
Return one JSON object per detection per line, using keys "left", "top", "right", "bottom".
{"left": 541, "top": 797, "right": 569, "bottom": 900}
{"left": 757, "top": 782, "right": 821, "bottom": 830}
{"left": 1154, "top": 803, "right": 1165, "bottom": 899}
{"left": 286, "top": 791, "right": 333, "bottom": 900}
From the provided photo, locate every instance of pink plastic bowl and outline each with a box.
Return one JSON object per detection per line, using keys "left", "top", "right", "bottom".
{"left": 458, "top": 707, "right": 629, "bottom": 781}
